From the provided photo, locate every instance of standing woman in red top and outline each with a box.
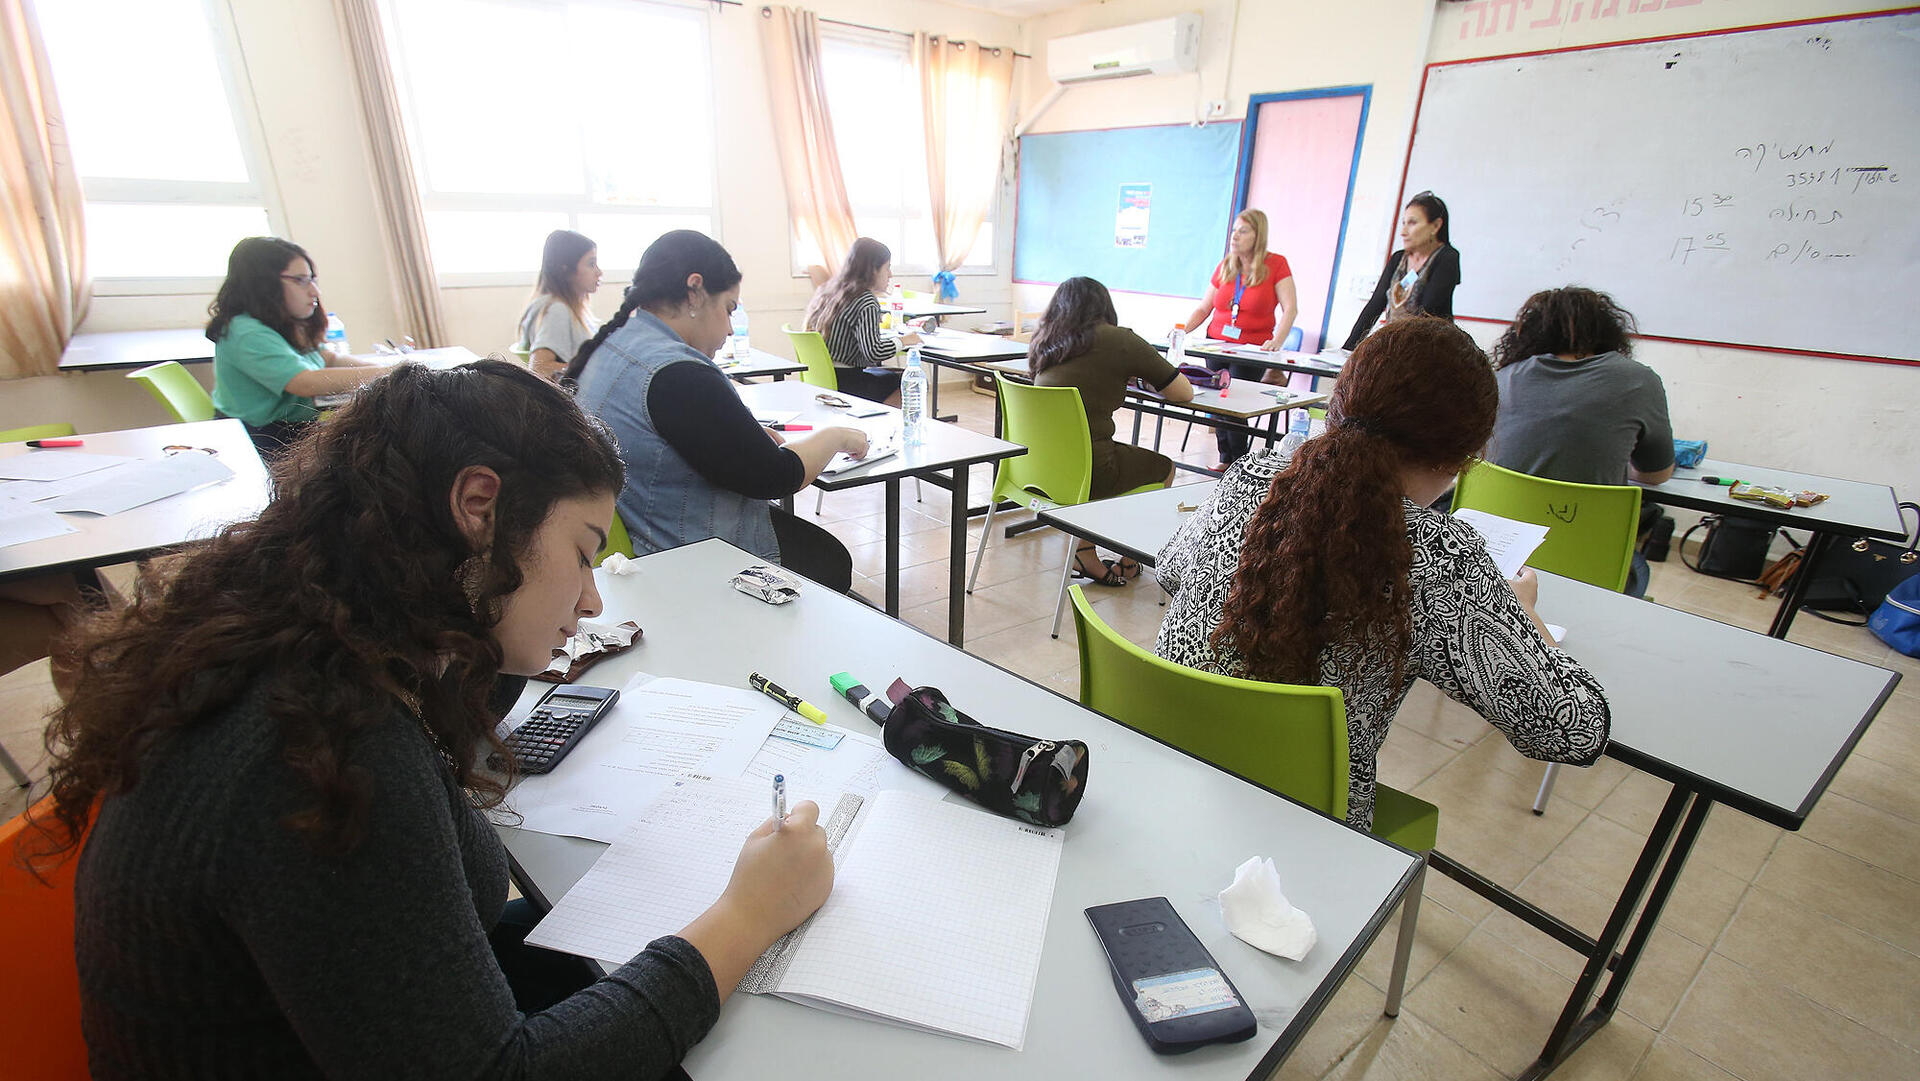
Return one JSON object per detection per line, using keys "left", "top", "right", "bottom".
{"left": 1177, "top": 208, "right": 1298, "bottom": 469}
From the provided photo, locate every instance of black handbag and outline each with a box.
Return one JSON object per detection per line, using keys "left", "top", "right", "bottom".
{"left": 1682, "top": 514, "right": 1777, "bottom": 581}
{"left": 1800, "top": 502, "right": 1920, "bottom": 624}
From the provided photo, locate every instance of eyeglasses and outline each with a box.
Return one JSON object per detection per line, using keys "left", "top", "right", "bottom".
{"left": 815, "top": 393, "right": 852, "bottom": 408}
{"left": 279, "top": 274, "right": 320, "bottom": 287}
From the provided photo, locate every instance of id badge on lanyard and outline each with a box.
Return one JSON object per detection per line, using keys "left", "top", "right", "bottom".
{"left": 1221, "top": 275, "right": 1246, "bottom": 340}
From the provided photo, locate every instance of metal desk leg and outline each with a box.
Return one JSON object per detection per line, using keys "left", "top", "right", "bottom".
{"left": 2, "top": 745, "right": 29, "bottom": 788}
{"left": 1767, "top": 530, "right": 1835, "bottom": 639}
{"left": 1519, "top": 785, "right": 1711, "bottom": 1080}
{"left": 948, "top": 465, "right": 969, "bottom": 647}
{"left": 884, "top": 478, "right": 901, "bottom": 617}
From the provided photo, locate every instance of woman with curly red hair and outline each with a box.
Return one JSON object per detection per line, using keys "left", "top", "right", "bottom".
{"left": 1153, "top": 317, "right": 1610, "bottom": 830}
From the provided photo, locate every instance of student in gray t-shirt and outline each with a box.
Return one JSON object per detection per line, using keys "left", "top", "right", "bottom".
{"left": 1488, "top": 287, "right": 1674, "bottom": 595}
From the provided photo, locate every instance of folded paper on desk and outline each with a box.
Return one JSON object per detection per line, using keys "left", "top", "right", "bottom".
{"left": 42, "top": 454, "right": 234, "bottom": 516}
{"left": 528, "top": 776, "right": 1063, "bottom": 1049}
{"left": 0, "top": 451, "right": 133, "bottom": 483}
{"left": 1452, "top": 508, "right": 1550, "bottom": 581}
{"left": 0, "top": 495, "right": 79, "bottom": 550}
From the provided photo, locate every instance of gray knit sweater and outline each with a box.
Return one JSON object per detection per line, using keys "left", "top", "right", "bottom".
{"left": 75, "top": 681, "right": 720, "bottom": 1079}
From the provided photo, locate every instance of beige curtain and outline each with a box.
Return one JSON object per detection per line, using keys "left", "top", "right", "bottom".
{"left": 759, "top": 5, "right": 859, "bottom": 270}
{"left": 334, "top": 0, "right": 447, "bottom": 348}
{"left": 914, "top": 34, "right": 1012, "bottom": 273}
{"left": 0, "top": 0, "right": 88, "bottom": 380}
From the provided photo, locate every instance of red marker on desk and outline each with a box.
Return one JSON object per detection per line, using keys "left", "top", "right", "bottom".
{"left": 25, "top": 438, "right": 84, "bottom": 448}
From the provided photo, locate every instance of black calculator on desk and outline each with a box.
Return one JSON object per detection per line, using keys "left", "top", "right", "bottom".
{"left": 496, "top": 684, "right": 619, "bottom": 774}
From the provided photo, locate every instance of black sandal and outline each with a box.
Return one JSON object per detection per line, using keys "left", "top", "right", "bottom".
{"left": 1071, "top": 545, "right": 1127, "bottom": 588}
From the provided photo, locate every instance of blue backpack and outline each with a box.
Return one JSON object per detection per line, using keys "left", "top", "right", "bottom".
{"left": 1869, "top": 574, "right": 1920, "bottom": 658}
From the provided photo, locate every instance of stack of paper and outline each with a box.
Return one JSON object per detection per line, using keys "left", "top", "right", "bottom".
{"left": 1451, "top": 508, "right": 1551, "bottom": 580}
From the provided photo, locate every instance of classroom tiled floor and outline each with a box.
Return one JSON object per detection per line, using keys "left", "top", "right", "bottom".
{"left": 4, "top": 379, "right": 1914, "bottom": 1080}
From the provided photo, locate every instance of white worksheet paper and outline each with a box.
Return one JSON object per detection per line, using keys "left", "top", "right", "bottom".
{"left": 42, "top": 455, "right": 234, "bottom": 516}
{"left": 0, "top": 452, "right": 133, "bottom": 482}
{"left": 1452, "top": 508, "right": 1551, "bottom": 580}
{"left": 495, "top": 674, "right": 786, "bottom": 843}
{"left": 0, "top": 460, "right": 150, "bottom": 503}
{"left": 528, "top": 779, "right": 1063, "bottom": 1049}
{"left": 0, "top": 495, "right": 79, "bottom": 549}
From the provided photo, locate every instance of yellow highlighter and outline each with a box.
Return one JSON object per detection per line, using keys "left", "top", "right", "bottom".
{"left": 748, "top": 671, "right": 828, "bottom": 725}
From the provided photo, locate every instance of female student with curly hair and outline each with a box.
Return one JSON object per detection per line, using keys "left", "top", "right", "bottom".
{"left": 1154, "top": 317, "right": 1610, "bottom": 831}
{"left": 205, "top": 236, "right": 387, "bottom": 456}
{"left": 517, "top": 229, "right": 603, "bottom": 381}
{"left": 801, "top": 237, "right": 913, "bottom": 405}
{"left": 37, "top": 360, "right": 834, "bottom": 1079}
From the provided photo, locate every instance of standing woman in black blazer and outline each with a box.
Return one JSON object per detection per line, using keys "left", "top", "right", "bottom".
{"left": 1342, "top": 191, "right": 1460, "bottom": 350}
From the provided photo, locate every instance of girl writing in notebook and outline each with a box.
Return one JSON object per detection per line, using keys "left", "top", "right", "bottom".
{"left": 36, "top": 360, "right": 834, "bottom": 1080}
{"left": 802, "top": 236, "right": 914, "bottom": 406}
{"left": 517, "top": 229, "right": 604, "bottom": 382}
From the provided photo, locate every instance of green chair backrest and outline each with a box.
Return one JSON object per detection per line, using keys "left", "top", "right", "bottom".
{"left": 1070, "top": 587, "right": 1350, "bottom": 818}
{"left": 989, "top": 375, "right": 1093, "bottom": 510}
{"left": 509, "top": 344, "right": 533, "bottom": 367}
{"left": 1451, "top": 460, "right": 1641, "bottom": 592}
{"left": 125, "top": 361, "right": 215, "bottom": 424}
{"left": 595, "top": 509, "right": 635, "bottom": 567}
{"left": 782, "top": 325, "right": 838, "bottom": 391}
{"left": 0, "top": 423, "right": 77, "bottom": 444}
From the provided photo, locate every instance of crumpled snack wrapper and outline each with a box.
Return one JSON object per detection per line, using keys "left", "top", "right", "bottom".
{"left": 534, "top": 619, "right": 642, "bottom": 683}
{"left": 731, "top": 564, "right": 801, "bottom": 605}
{"left": 1219, "top": 856, "right": 1318, "bottom": 961}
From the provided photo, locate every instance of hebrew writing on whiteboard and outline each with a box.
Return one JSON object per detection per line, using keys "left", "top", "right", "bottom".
{"left": 1403, "top": 11, "right": 1919, "bottom": 362}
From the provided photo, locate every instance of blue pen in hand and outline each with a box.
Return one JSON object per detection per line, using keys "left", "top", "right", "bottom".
{"left": 773, "top": 774, "right": 787, "bottom": 831}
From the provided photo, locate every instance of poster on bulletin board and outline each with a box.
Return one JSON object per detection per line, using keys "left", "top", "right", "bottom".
{"left": 1015, "top": 122, "right": 1242, "bottom": 297}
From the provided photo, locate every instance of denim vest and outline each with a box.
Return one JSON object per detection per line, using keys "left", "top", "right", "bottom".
{"left": 575, "top": 310, "right": 780, "bottom": 562}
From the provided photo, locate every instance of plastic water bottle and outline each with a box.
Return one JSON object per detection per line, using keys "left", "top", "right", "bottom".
{"left": 729, "top": 302, "right": 750, "bottom": 359}
{"left": 889, "top": 298, "right": 907, "bottom": 332}
{"left": 1168, "top": 327, "right": 1188, "bottom": 365}
{"left": 323, "top": 312, "right": 350, "bottom": 355}
{"left": 1282, "top": 404, "right": 1311, "bottom": 455}
{"left": 900, "top": 347, "right": 927, "bottom": 447}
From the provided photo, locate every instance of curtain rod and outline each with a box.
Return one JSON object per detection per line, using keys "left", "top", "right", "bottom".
{"left": 720, "top": 1, "right": 1030, "bottom": 59}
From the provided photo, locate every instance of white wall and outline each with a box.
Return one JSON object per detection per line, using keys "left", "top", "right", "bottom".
{"left": 3, "top": 0, "right": 1024, "bottom": 433}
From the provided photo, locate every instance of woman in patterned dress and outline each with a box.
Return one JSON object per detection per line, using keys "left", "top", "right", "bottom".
{"left": 1154, "top": 317, "right": 1610, "bottom": 830}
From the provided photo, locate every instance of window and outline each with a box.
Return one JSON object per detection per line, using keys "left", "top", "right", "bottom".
{"left": 385, "top": 0, "right": 714, "bottom": 282}
{"left": 37, "top": 0, "right": 277, "bottom": 289}
{"left": 796, "top": 26, "right": 995, "bottom": 276}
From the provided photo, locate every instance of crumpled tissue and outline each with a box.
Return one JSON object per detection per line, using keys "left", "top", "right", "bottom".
{"left": 1219, "top": 856, "right": 1317, "bottom": 961}
{"left": 599, "top": 553, "right": 638, "bottom": 576}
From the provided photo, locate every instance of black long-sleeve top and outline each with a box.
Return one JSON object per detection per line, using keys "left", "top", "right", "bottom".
{"left": 1342, "top": 244, "right": 1461, "bottom": 350}
{"left": 648, "top": 362, "right": 805, "bottom": 499}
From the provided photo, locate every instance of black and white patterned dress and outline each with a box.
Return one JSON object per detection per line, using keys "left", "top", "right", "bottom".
{"left": 1154, "top": 449, "right": 1611, "bottom": 832}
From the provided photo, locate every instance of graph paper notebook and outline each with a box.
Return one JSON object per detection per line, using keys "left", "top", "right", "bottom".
{"left": 526, "top": 776, "right": 1065, "bottom": 1049}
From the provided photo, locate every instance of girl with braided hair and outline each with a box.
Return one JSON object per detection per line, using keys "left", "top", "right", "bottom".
{"left": 1154, "top": 317, "right": 1610, "bottom": 830}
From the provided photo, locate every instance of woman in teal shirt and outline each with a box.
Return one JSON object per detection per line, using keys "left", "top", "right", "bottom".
{"left": 207, "top": 237, "right": 386, "bottom": 457}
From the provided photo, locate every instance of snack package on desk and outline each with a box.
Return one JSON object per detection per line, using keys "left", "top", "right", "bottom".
{"left": 732, "top": 564, "right": 801, "bottom": 605}
{"left": 1729, "top": 482, "right": 1828, "bottom": 509}
{"left": 535, "top": 618, "right": 642, "bottom": 683}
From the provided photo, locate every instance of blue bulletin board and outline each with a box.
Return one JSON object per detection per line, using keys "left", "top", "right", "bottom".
{"left": 1013, "top": 121, "right": 1243, "bottom": 297}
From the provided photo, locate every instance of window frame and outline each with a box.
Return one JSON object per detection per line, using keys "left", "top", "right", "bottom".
{"left": 795, "top": 23, "right": 1000, "bottom": 280}
{"left": 58, "top": 0, "right": 286, "bottom": 296}
{"left": 382, "top": 0, "right": 720, "bottom": 288}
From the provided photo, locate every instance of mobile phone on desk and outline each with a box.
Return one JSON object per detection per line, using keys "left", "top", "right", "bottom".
{"left": 1086, "top": 897, "right": 1257, "bottom": 1054}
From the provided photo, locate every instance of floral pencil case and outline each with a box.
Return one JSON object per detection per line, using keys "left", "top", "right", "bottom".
{"left": 881, "top": 686, "right": 1089, "bottom": 827}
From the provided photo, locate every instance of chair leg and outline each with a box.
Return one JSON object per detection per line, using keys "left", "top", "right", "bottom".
{"left": 814, "top": 488, "right": 825, "bottom": 516}
{"left": 1532, "top": 763, "right": 1561, "bottom": 815}
{"left": 1050, "top": 541, "right": 1076, "bottom": 639}
{"left": 2, "top": 744, "right": 30, "bottom": 789}
{"left": 915, "top": 479, "right": 924, "bottom": 503}
{"left": 1384, "top": 859, "right": 1426, "bottom": 1018}
{"left": 966, "top": 500, "right": 998, "bottom": 594}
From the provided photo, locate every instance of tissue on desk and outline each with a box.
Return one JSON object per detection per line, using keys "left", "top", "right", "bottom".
{"left": 599, "top": 553, "right": 638, "bottom": 576}
{"left": 1219, "top": 856, "right": 1318, "bottom": 961}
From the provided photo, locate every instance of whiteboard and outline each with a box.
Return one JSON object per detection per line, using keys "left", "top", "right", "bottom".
{"left": 1404, "top": 11, "right": 1920, "bottom": 363}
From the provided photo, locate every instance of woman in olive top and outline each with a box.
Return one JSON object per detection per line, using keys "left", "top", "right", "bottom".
{"left": 517, "top": 230, "right": 603, "bottom": 382}
{"left": 1178, "top": 208, "right": 1299, "bottom": 470}
{"left": 1031, "top": 276, "right": 1194, "bottom": 585}
{"left": 1342, "top": 191, "right": 1461, "bottom": 350}
{"left": 206, "top": 237, "right": 386, "bottom": 457}
{"left": 802, "top": 237, "right": 915, "bottom": 405}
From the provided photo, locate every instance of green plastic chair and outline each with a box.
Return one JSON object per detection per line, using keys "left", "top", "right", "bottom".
{"left": 125, "top": 361, "right": 215, "bottom": 424}
{"left": 0, "top": 423, "right": 77, "bottom": 444}
{"left": 509, "top": 344, "right": 534, "bottom": 368}
{"left": 595, "top": 509, "right": 635, "bottom": 567}
{"left": 1451, "top": 459, "right": 1640, "bottom": 811}
{"left": 969, "top": 375, "right": 1165, "bottom": 638}
{"left": 1070, "top": 586, "right": 1435, "bottom": 1018}
{"left": 781, "top": 325, "right": 838, "bottom": 391}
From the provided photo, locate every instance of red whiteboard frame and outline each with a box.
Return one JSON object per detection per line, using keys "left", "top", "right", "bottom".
{"left": 1400, "top": 5, "right": 1920, "bottom": 368}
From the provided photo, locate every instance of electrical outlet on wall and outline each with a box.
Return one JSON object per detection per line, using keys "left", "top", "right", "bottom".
{"left": 1205, "top": 99, "right": 1228, "bottom": 117}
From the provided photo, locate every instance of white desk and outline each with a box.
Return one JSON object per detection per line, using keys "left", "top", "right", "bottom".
{"left": 733, "top": 382, "right": 1024, "bottom": 647}
{"left": 1158, "top": 340, "right": 1348, "bottom": 383}
{"left": 1635, "top": 458, "right": 1906, "bottom": 638}
{"left": 58, "top": 328, "right": 213, "bottom": 373}
{"left": 497, "top": 537, "right": 1423, "bottom": 1080}
{"left": 716, "top": 346, "right": 807, "bottom": 383}
{"left": 0, "top": 418, "right": 270, "bottom": 583}
{"left": 1037, "top": 482, "right": 1901, "bottom": 1078}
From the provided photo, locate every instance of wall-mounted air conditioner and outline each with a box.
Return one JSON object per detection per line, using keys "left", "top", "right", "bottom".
{"left": 1045, "top": 14, "right": 1202, "bottom": 85}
